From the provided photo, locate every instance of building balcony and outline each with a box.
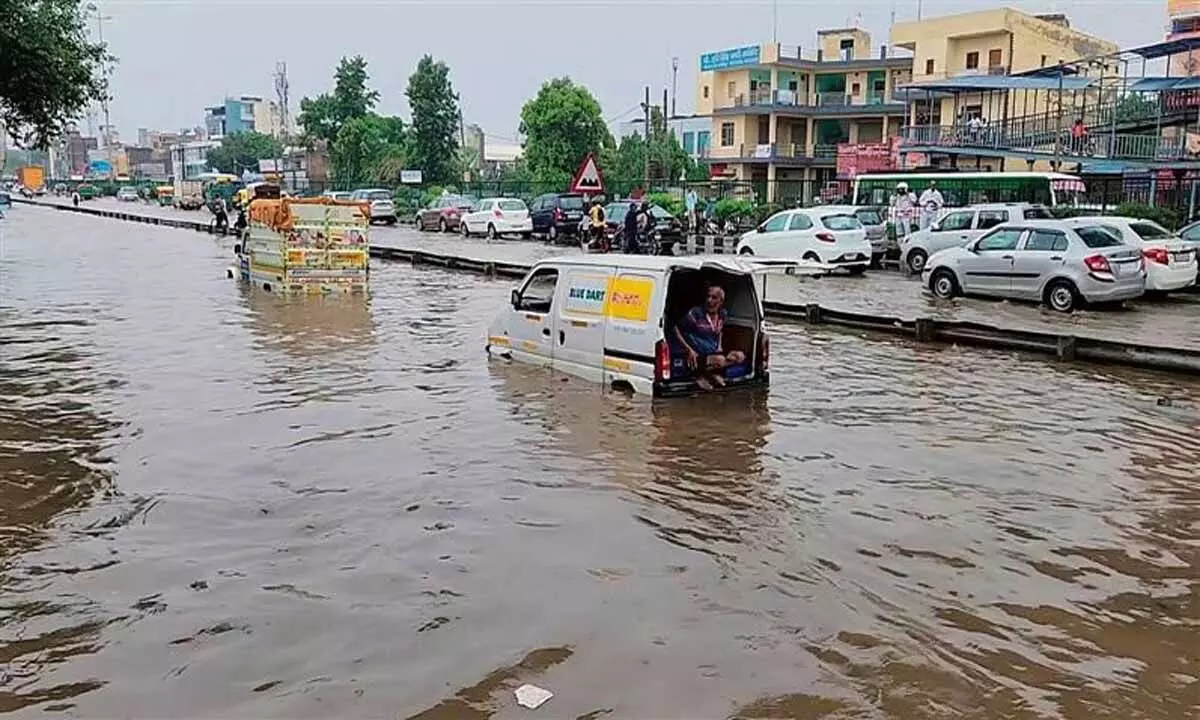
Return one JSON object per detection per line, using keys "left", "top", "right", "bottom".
{"left": 714, "top": 89, "right": 905, "bottom": 116}
{"left": 701, "top": 142, "right": 839, "bottom": 164}
{"left": 899, "top": 123, "right": 1196, "bottom": 163}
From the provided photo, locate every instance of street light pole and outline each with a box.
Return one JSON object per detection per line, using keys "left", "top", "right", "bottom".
{"left": 671, "top": 57, "right": 679, "bottom": 118}
{"left": 86, "top": 3, "right": 113, "bottom": 175}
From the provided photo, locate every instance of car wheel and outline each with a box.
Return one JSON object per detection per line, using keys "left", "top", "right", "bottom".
{"left": 802, "top": 252, "right": 821, "bottom": 263}
{"left": 846, "top": 265, "right": 867, "bottom": 276}
{"left": 738, "top": 246, "right": 754, "bottom": 256}
{"left": 487, "top": 224, "right": 498, "bottom": 240}
{"left": 438, "top": 218, "right": 448, "bottom": 233}
{"left": 460, "top": 221, "right": 471, "bottom": 238}
{"left": 521, "top": 232, "right": 532, "bottom": 240}
{"left": 1044, "top": 279, "right": 1079, "bottom": 313}
{"left": 907, "top": 248, "right": 928, "bottom": 274}
{"left": 929, "top": 268, "right": 960, "bottom": 299}
{"left": 416, "top": 215, "right": 425, "bottom": 230}
{"left": 548, "top": 225, "right": 558, "bottom": 243}
{"left": 386, "top": 217, "right": 396, "bottom": 226}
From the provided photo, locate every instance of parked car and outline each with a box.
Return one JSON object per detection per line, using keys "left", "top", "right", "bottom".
{"left": 923, "top": 219, "right": 1145, "bottom": 313}
{"left": 350, "top": 188, "right": 398, "bottom": 225}
{"left": 820, "top": 204, "right": 887, "bottom": 265}
{"left": 529, "top": 193, "right": 586, "bottom": 244}
{"left": 602, "top": 201, "right": 683, "bottom": 253}
{"left": 416, "top": 194, "right": 475, "bottom": 232}
{"left": 322, "top": 190, "right": 354, "bottom": 202}
{"left": 736, "top": 207, "right": 872, "bottom": 273}
{"left": 460, "top": 198, "right": 533, "bottom": 239}
{"left": 116, "top": 187, "right": 139, "bottom": 202}
{"left": 899, "top": 202, "right": 1053, "bottom": 274}
{"left": 1071, "top": 216, "right": 1196, "bottom": 294}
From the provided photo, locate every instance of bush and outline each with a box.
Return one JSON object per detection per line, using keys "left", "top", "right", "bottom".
{"left": 713, "top": 197, "right": 754, "bottom": 223}
{"left": 753, "top": 203, "right": 785, "bottom": 225}
{"left": 1113, "top": 202, "right": 1179, "bottom": 230}
{"left": 647, "top": 192, "right": 684, "bottom": 218}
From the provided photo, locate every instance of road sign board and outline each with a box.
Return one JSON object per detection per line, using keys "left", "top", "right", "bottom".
{"left": 569, "top": 153, "right": 605, "bottom": 194}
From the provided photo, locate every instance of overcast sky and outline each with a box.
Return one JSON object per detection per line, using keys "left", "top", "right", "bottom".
{"left": 94, "top": 0, "right": 1167, "bottom": 145}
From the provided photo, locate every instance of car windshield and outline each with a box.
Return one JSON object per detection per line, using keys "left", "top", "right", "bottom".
{"left": 1074, "top": 226, "right": 1123, "bottom": 248}
{"left": 821, "top": 214, "right": 862, "bottom": 231}
{"left": 366, "top": 191, "right": 391, "bottom": 201}
{"left": 606, "top": 203, "right": 631, "bottom": 218}
{"left": 559, "top": 195, "right": 584, "bottom": 210}
{"left": 1130, "top": 222, "right": 1172, "bottom": 240}
{"left": 1023, "top": 206, "right": 1053, "bottom": 219}
{"left": 854, "top": 209, "right": 882, "bottom": 225}
{"left": 651, "top": 206, "right": 673, "bottom": 219}
{"left": 498, "top": 200, "right": 526, "bottom": 211}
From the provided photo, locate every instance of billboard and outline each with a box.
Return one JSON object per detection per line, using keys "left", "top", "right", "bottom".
{"left": 700, "top": 45, "right": 761, "bottom": 72}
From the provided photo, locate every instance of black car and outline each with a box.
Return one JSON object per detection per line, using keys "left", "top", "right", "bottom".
{"left": 530, "top": 193, "right": 585, "bottom": 244}
{"left": 603, "top": 201, "right": 683, "bottom": 253}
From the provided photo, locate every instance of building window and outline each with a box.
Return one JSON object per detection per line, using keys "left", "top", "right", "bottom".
{"left": 925, "top": 58, "right": 935, "bottom": 74}
{"left": 965, "top": 52, "right": 979, "bottom": 70}
{"left": 851, "top": 82, "right": 861, "bottom": 95}
{"left": 683, "top": 131, "right": 696, "bottom": 154}
{"left": 727, "top": 81, "right": 736, "bottom": 99}
{"left": 989, "top": 49, "right": 1003, "bottom": 67}
{"left": 703, "top": 85, "right": 709, "bottom": 99}
{"left": 697, "top": 131, "right": 711, "bottom": 153}
{"left": 720, "top": 122, "right": 735, "bottom": 147}
{"left": 1041, "top": 54, "right": 1049, "bottom": 67}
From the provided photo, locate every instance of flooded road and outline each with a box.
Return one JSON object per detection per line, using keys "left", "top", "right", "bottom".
{"left": 1, "top": 206, "right": 1197, "bottom": 718}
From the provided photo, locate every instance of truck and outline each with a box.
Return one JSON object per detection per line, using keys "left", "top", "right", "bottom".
{"left": 233, "top": 196, "right": 370, "bottom": 295}
{"left": 175, "top": 180, "right": 205, "bottom": 210}
{"left": 17, "top": 166, "right": 45, "bottom": 193}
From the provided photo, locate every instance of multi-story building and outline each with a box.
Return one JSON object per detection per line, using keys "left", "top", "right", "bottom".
{"left": 65, "top": 132, "right": 99, "bottom": 176}
{"left": 891, "top": 8, "right": 1118, "bottom": 170}
{"left": 1167, "top": 0, "right": 1200, "bottom": 75}
{"left": 170, "top": 139, "right": 221, "bottom": 180}
{"left": 618, "top": 115, "right": 714, "bottom": 161}
{"left": 696, "top": 27, "right": 912, "bottom": 201}
{"left": 204, "top": 96, "right": 285, "bottom": 139}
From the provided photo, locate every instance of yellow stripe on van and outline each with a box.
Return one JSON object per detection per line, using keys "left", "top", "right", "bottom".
{"left": 602, "top": 357, "right": 632, "bottom": 373}
{"left": 488, "top": 335, "right": 511, "bottom": 347}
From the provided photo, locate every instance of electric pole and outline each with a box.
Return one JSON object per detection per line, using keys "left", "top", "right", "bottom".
{"left": 671, "top": 57, "right": 679, "bottom": 118}
{"left": 642, "top": 86, "right": 650, "bottom": 191}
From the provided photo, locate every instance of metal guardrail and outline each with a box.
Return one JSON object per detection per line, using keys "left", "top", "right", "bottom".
{"left": 17, "top": 197, "right": 1200, "bottom": 377}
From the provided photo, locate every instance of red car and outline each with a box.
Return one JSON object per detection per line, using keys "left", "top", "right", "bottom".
{"left": 416, "top": 195, "right": 476, "bottom": 232}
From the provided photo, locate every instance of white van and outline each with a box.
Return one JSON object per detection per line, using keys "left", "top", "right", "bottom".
{"left": 486, "top": 255, "right": 775, "bottom": 397}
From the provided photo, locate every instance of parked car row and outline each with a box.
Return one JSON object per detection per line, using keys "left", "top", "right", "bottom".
{"left": 922, "top": 217, "right": 1197, "bottom": 312}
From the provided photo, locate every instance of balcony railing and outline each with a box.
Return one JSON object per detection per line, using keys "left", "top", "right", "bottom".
{"left": 900, "top": 124, "right": 1192, "bottom": 162}
{"left": 721, "top": 89, "right": 901, "bottom": 112}
{"left": 703, "top": 143, "right": 838, "bottom": 161}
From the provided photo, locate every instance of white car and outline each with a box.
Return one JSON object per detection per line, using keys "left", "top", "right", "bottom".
{"left": 349, "top": 188, "right": 397, "bottom": 225}
{"left": 899, "top": 203, "right": 1053, "bottom": 274}
{"left": 116, "top": 187, "right": 139, "bottom": 202}
{"left": 1073, "top": 216, "right": 1196, "bottom": 294}
{"left": 460, "top": 198, "right": 533, "bottom": 239}
{"left": 736, "top": 207, "right": 872, "bottom": 273}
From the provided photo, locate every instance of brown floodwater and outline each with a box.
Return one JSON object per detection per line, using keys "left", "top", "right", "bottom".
{"left": 0, "top": 206, "right": 1197, "bottom": 719}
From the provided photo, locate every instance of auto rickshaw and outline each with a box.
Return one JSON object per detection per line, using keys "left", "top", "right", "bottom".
{"left": 77, "top": 184, "right": 98, "bottom": 200}
{"left": 155, "top": 186, "right": 175, "bottom": 206}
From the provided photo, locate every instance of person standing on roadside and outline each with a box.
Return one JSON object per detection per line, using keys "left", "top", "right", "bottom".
{"left": 623, "top": 201, "right": 641, "bottom": 254}
{"left": 918, "top": 180, "right": 944, "bottom": 230}
{"left": 685, "top": 187, "right": 698, "bottom": 236}
{"left": 891, "top": 183, "right": 916, "bottom": 238}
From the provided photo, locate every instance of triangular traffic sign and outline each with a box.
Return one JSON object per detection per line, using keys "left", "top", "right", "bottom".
{"left": 569, "top": 153, "right": 605, "bottom": 194}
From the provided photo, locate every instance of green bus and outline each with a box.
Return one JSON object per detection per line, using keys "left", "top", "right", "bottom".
{"left": 852, "top": 172, "right": 1085, "bottom": 208}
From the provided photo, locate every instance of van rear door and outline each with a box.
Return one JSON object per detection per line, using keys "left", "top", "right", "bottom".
{"left": 601, "top": 270, "right": 661, "bottom": 379}
{"left": 555, "top": 266, "right": 615, "bottom": 382}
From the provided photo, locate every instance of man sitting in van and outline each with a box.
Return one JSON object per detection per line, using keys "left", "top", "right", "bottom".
{"left": 672, "top": 285, "right": 746, "bottom": 391}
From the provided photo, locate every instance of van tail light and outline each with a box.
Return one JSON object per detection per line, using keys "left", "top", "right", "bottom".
{"left": 1083, "top": 254, "right": 1112, "bottom": 274}
{"left": 655, "top": 339, "right": 671, "bottom": 382}
{"left": 1142, "top": 247, "right": 1169, "bottom": 265}
{"left": 757, "top": 332, "right": 770, "bottom": 373}
{"left": 553, "top": 207, "right": 564, "bottom": 222}
{"left": 815, "top": 232, "right": 837, "bottom": 243}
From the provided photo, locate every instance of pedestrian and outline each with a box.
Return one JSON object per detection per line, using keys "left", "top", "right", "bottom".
{"left": 72, "top": 191, "right": 80, "bottom": 207}
{"left": 891, "top": 183, "right": 916, "bottom": 238}
{"left": 685, "top": 188, "right": 699, "bottom": 236}
{"left": 918, "top": 180, "right": 944, "bottom": 231}
{"left": 623, "top": 201, "right": 640, "bottom": 254}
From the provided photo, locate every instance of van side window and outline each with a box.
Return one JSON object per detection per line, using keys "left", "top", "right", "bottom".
{"left": 517, "top": 269, "right": 559, "bottom": 313}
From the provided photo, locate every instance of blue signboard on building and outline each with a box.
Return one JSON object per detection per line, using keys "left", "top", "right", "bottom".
{"left": 88, "top": 160, "right": 112, "bottom": 176}
{"left": 700, "top": 45, "right": 761, "bottom": 72}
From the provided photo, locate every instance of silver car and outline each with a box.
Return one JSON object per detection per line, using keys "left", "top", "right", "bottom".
{"left": 900, "top": 202, "right": 1053, "bottom": 274}
{"left": 819, "top": 205, "right": 887, "bottom": 263}
{"left": 922, "top": 220, "right": 1145, "bottom": 312}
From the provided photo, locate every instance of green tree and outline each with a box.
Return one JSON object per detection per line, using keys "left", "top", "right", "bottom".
{"left": 519, "top": 77, "right": 612, "bottom": 186}
{"left": 405, "top": 55, "right": 461, "bottom": 185}
{"left": 297, "top": 55, "right": 380, "bottom": 145}
{"left": 329, "top": 113, "right": 408, "bottom": 187}
{"left": 205, "top": 131, "right": 283, "bottom": 174}
{"left": 0, "top": 0, "right": 109, "bottom": 148}
{"left": 607, "top": 128, "right": 704, "bottom": 189}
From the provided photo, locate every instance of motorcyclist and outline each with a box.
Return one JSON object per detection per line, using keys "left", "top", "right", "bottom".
{"left": 588, "top": 200, "right": 607, "bottom": 251}
{"left": 212, "top": 196, "right": 229, "bottom": 234}
{"left": 637, "top": 201, "right": 654, "bottom": 253}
